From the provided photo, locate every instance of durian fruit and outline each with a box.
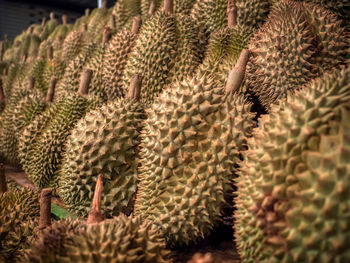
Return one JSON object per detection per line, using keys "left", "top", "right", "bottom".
{"left": 0, "top": 187, "right": 40, "bottom": 262}
{"left": 100, "top": 16, "right": 141, "bottom": 101}
{"left": 73, "top": 8, "right": 91, "bottom": 30}
{"left": 18, "top": 27, "right": 41, "bottom": 62}
{"left": 24, "top": 70, "right": 101, "bottom": 192}
{"left": 40, "top": 12, "right": 59, "bottom": 41}
{"left": 59, "top": 75, "right": 146, "bottom": 217}
{"left": 235, "top": 66, "right": 350, "bottom": 263}
{"left": 197, "top": 0, "right": 252, "bottom": 87}
{"left": 140, "top": 0, "right": 163, "bottom": 20}
{"left": 3, "top": 61, "right": 29, "bottom": 98}
{"left": 134, "top": 51, "right": 255, "bottom": 247}
{"left": 111, "top": 0, "right": 141, "bottom": 32}
{"left": 123, "top": 0, "right": 205, "bottom": 103}
{"left": 87, "top": 0, "right": 110, "bottom": 39}
{"left": 246, "top": 0, "right": 348, "bottom": 109}
{"left": 191, "top": 0, "right": 227, "bottom": 36}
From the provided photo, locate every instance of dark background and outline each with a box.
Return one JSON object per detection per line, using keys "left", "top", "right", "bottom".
{"left": 0, "top": 0, "right": 116, "bottom": 40}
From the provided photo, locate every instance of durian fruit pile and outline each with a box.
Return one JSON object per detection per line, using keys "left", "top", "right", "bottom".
{"left": 0, "top": 0, "right": 349, "bottom": 261}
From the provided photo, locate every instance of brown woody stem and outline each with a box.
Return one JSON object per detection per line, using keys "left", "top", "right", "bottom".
{"left": 4, "top": 34, "right": 7, "bottom": 41}
{"left": 128, "top": 74, "right": 142, "bottom": 101}
{"left": 2, "top": 67, "right": 8, "bottom": 76}
{"left": 87, "top": 174, "right": 104, "bottom": 224}
{"left": 28, "top": 77, "right": 35, "bottom": 90}
{"left": 78, "top": 69, "right": 93, "bottom": 95}
{"left": 85, "top": 8, "right": 90, "bottom": 17}
{"left": 22, "top": 54, "right": 27, "bottom": 62}
{"left": 131, "top": 16, "right": 141, "bottom": 35}
{"left": 47, "top": 45, "right": 53, "bottom": 60}
{"left": 227, "top": 0, "right": 237, "bottom": 28}
{"left": 41, "top": 17, "right": 47, "bottom": 27}
{"left": 225, "top": 49, "right": 250, "bottom": 94}
{"left": 82, "top": 23, "right": 87, "bottom": 32}
{"left": 109, "top": 15, "right": 116, "bottom": 30}
{"left": 46, "top": 76, "right": 57, "bottom": 103}
{"left": 0, "top": 163, "right": 6, "bottom": 193}
{"left": 102, "top": 27, "right": 111, "bottom": 44}
{"left": 0, "top": 79, "right": 4, "bottom": 103}
{"left": 102, "top": 0, "right": 108, "bottom": 9}
{"left": 38, "top": 188, "right": 52, "bottom": 230}
{"left": 149, "top": 1, "right": 156, "bottom": 16}
{"left": 164, "top": 0, "right": 174, "bottom": 14}
{"left": 62, "top": 14, "right": 68, "bottom": 25}
{"left": 50, "top": 12, "right": 55, "bottom": 20}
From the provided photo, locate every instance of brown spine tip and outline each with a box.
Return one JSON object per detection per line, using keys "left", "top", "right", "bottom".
{"left": 227, "top": 0, "right": 237, "bottom": 28}
{"left": 28, "top": 77, "right": 35, "bottom": 90}
{"left": 128, "top": 74, "right": 142, "bottom": 101}
{"left": 0, "top": 163, "right": 6, "bottom": 193}
{"left": 62, "top": 14, "right": 68, "bottom": 25}
{"left": 38, "top": 188, "right": 52, "bottom": 230}
{"left": 50, "top": 12, "right": 55, "bottom": 20}
{"left": 87, "top": 174, "right": 104, "bottom": 224}
{"left": 148, "top": 0, "right": 156, "bottom": 16}
{"left": 164, "top": 0, "right": 174, "bottom": 14}
{"left": 102, "top": 0, "right": 108, "bottom": 9}
{"left": 45, "top": 76, "right": 57, "bottom": 103}
{"left": 131, "top": 16, "right": 141, "bottom": 35}
{"left": 225, "top": 49, "right": 250, "bottom": 94}
{"left": 102, "top": 26, "right": 111, "bottom": 44}
{"left": 41, "top": 17, "right": 47, "bottom": 27}
{"left": 81, "top": 23, "right": 87, "bottom": 32}
{"left": 85, "top": 8, "right": 90, "bottom": 17}
{"left": 78, "top": 69, "right": 93, "bottom": 95}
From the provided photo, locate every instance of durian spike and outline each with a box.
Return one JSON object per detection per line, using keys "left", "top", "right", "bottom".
{"left": 128, "top": 74, "right": 142, "bottom": 101}
{"left": 85, "top": 8, "right": 90, "bottom": 17}
{"left": 109, "top": 15, "right": 116, "bottom": 30}
{"left": 86, "top": 174, "right": 104, "bottom": 224}
{"left": 227, "top": 0, "right": 237, "bottom": 28}
{"left": 49, "top": 12, "right": 55, "bottom": 20}
{"left": 29, "top": 77, "right": 35, "bottom": 90}
{"left": 62, "top": 14, "right": 68, "bottom": 25}
{"left": 45, "top": 76, "right": 57, "bottom": 103}
{"left": 102, "top": 0, "right": 108, "bottom": 9}
{"left": 47, "top": 45, "right": 53, "bottom": 60}
{"left": 149, "top": 0, "right": 156, "bottom": 16}
{"left": 0, "top": 78, "right": 4, "bottom": 103}
{"left": 0, "top": 163, "right": 6, "bottom": 193}
{"left": 38, "top": 188, "right": 52, "bottom": 230}
{"left": 131, "top": 16, "right": 142, "bottom": 35}
{"left": 81, "top": 23, "right": 87, "bottom": 32}
{"left": 41, "top": 17, "right": 47, "bottom": 27}
{"left": 225, "top": 49, "right": 250, "bottom": 94}
{"left": 102, "top": 26, "right": 111, "bottom": 44}
{"left": 78, "top": 69, "right": 93, "bottom": 95}
{"left": 164, "top": 0, "right": 174, "bottom": 14}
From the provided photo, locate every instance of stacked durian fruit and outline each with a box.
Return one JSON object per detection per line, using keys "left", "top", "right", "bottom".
{"left": 0, "top": 0, "right": 349, "bottom": 261}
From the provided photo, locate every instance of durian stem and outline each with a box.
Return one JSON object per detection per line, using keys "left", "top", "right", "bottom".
{"left": 102, "top": 27, "right": 111, "bottom": 44}
{"left": 0, "top": 42, "right": 3, "bottom": 61}
{"left": 0, "top": 79, "right": 4, "bottom": 103}
{"left": 85, "top": 8, "right": 90, "bottom": 17}
{"left": 38, "top": 188, "right": 52, "bottom": 230}
{"left": 41, "top": 17, "right": 46, "bottom": 27}
{"left": 0, "top": 163, "right": 6, "bottom": 193}
{"left": 87, "top": 174, "right": 104, "bottom": 224}
{"left": 131, "top": 16, "right": 141, "bottom": 35}
{"left": 109, "top": 15, "right": 116, "bottom": 30}
{"left": 47, "top": 45, "right": 53, "bottom": 60}
{"left": 29, "top": 26, "right": 34, "bottom": 34}
{"left": 227, "top": 0, "right": 237, "bottom": 28}
{"left": 81, "top": 23, "right": 87, "bottom": 32}
{"left": 164, "top": 0, "right": 174, "bottom": 14}
{"left": 128, "top": 74, "right": 142, "bottom": 101}
{"left": 149, "top": 0, "right": 156, "bottom": 16}
{"left": 22, "top": 54, "right": 27, "bottom": 63}
{"left": 2, "top": 67, "right": 8, "bottom": 76}
{"left": 62, "top": 14, "right": 68, "bottom": 26}
{"left": 102, "top": 0, "right": 108, "bottom": 9}
{"left": 29, "top": 77, "right": 35, "bottom": 90}
{"left": 78, "top": 69, "right": 93, "bottom": 95}
{"left": 225, "top": 49, "right": 250, "bottom": 94}
{"left": 45, "top": 76, "right": 57, "bottom": 103}
{"left": 4, "top": 34, "right": 7, "bottom": 41}
{"left": 49, "top": 12, "right": 55, "bottom": 20}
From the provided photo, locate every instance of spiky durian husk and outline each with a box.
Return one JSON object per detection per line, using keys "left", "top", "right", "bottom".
{"left": 59, "top": 98, "right": 146, "bottom": 217}
{"left": 59, "top": 215, "right": 170, "bottom": 263}
{"left": 25, "top": 94, "right": 101, "bottom": 191}
{"left": 4, "top": 62, "right": 29, "bottom": 99}
{"left": 123, "top": 11, "right": 204, "bottom": 103}
{"left": 236, "top": 0, "right": 272, "bottom": 31}
{"left": 40, "top": 19, "right": 59, "bottom": 41}
{"left": 197, "top": 26, "right": 251, "bottom": 87}
{"left": 247, "top": 0, "right": 348, "bottom": 109}
{"left": 60, "top": 30, "right": 91, "bottom": 62}
{"left": 32, "top": 58, "right": 48, "bottom": 94}
{"left": 140, "top": 0, "right": 163, "bottom": 19}
{"left": 235, "top": 67, "right": 350, "bottom": 263}
{"left": 141, "top": 0, "right": 196, "bottom": 19}
{"left": 0, "top": 188, "right": 40, "bottom": 262}
{"left": 87, "top": 6, "right": 110, "bottom": 39}
{"left": 101, "top": 29, "right": 137, "bottom": 101}
{"left": 112, "top": 0, "right": 141, "bottom": 32}
{"left": 24, "top": 218, "right": 85, "bottom": 263}
{"left": 19, "top": 33, "right": 41, "bottom": 61}
{"left": 134, "top": 74, "right": 255, "bottom": 247}
{"left": 191, "top": 0, "right": 227, "bottom": 36}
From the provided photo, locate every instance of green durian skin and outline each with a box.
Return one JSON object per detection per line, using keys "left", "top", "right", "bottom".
{"left": 235, "top": 67, "right": 350, "bottom": 263}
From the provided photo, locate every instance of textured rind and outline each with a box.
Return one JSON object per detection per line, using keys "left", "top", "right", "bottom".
{"left": 247, "top": 0, "right": 348, "bottom": 109}
{"left": 87, "top": 6, "right": 110, "bottom": 39}
{"left": 236, "top": 0, "right": 272, "bottom": 31}
{"left": 59, "top": 98, "right": 146, "bottom": 217}
{"left": 61, "top": 30, "right": 90, "bottom": 62}
{"left": 59, "top": 215, "right": 170, "bottom": 263}
{"left": 112, "top": 0, "right": 141, "bottom": 32}
{"left": 134, "top": 74, "right": 255, "bottom": 247}
{"left": 235, "top": 67, "right": 350, "bottom": 263}
{"left": 0, "top": 188, "right": 40, "bottom": 262}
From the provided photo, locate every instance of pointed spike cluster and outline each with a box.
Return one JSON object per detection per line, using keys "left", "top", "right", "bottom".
{"left": 128, "top": 74, "right": 142, "bottom": 101}
{"left": 0, "top": 163, "right": 6, "bottom": 193}
{"left": 225, "top": 49, "right": 250, "bottom": 94}
{"left": 49, "top": 12, "right": 55, "bottom": 20}
{"left": 227, "top": 0, "right": 237, "bottom": 28}
{"left": 131, "top": 16, "right": 142, "bottom": 35}
{"left": 87, "top": 174, "right": 105, "bottom": 224}
{"left": 46, "top": 76, "right": 57, "bottom": 103}
{"left": 85, "top": 8, "right": 90, "bottom": 17}
{"left": 149, "top": 0, "right": 156, "bottom": 16}
{"left": 38, "top": 188, "right": 52, "bottom": 230}
{"left": 62, "top": 14, "right": 68, "bottom": 25}
{"left": 102, "top": 26, "right": 112, "bottom": 44}
{"left": 78, "top": 69, "right": 93, "bottom": 95}
{"left": 28, "top": 77, "right": 35, "bottom": 90}
{"left": 164, "top": 0, "right": 174, "bottom": 14}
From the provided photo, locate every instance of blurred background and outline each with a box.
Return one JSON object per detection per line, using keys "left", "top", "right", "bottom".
{"left": 0, "top": 0, "right": 115, "bottom": 39}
